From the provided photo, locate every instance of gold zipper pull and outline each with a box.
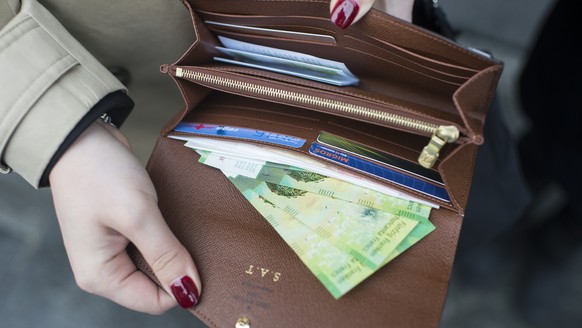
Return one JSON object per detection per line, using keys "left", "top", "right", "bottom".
{"left": 418, "top": 125, "right": 459, "bottom": 169}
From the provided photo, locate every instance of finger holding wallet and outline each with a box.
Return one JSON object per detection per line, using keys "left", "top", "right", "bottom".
{"left": 330, "top": 0, "right": 415, "bottom": 28}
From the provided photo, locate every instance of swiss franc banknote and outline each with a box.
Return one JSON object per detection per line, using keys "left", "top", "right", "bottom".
{"left": 228, "top": 175, "right": 418, "bottom": 270}
{"left": 249, "top": 163, "right": 436, "bottom": 262}
{"left": 197, "top": 151, "right": 436, "bottom": 257}
{"left": 192, "top": 147, "right": 435, "bottom": 298}
{"left": 238, "top": 188, "right": 374, "bottom": 298}
{"left": 197, "top": 149, "right": 436, "bottom": 212}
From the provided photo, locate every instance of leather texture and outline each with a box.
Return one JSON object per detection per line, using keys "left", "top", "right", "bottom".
{"left": 131, "top": 1, "right": 503, "bottom": 327}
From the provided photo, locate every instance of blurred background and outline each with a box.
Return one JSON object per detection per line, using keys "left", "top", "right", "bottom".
{"left": 2, "top": 0, "right": 579, "bottom": 327}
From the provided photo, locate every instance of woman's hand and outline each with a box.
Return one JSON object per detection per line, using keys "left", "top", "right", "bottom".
{"left": 330, "top": 0, "right": 415, "bottom": 29}
{"left": 49, "top": 120, "right": 201, "bottom": 314}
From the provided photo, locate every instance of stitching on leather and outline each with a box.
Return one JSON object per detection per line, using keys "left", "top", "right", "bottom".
{"left": 453, "top": 66, "right": 499, "bottom": 137}
{"left": 439, "top": 144, "right": 476, "bottom": 211}
{"left": 191, "top": 309, "right": 221, "bottom": 328}
{"left": 344, "top": 45, "right": 464, "bottom": 85}
{"left": 440, "top": 145, "right": 477, "bottom": 212}
{"left": 461, "top": 146, "right": 478, "bottom": 209}
{"left": 368, "top": 11, "right": 490, "bottom": 64}
{"left": 221, "top": 0, "right": 492, "bottom": 63}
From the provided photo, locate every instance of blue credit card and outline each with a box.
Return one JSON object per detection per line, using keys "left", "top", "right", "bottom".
{"left": 317, "top": 131, "right": 443, "bottom": 185}
{"left": 173, "top": 123, "right": 306, "bottom": 148}
{"left": 308, "top": 142, "right": 450, "bottom": 202}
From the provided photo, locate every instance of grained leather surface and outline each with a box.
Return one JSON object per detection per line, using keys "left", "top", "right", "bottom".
{"left": 130, "top": 1, "right": 502, "bottom": 327}
{"left": 133, "top": 137, "right": 463, "bottom": 328}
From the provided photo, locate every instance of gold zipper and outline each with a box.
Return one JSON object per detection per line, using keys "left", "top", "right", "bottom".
{"left": 175, "top": 67, "right": 459, "bottom": 168}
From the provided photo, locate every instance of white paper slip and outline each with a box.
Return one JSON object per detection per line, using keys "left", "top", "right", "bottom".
{"left": 194, "top": 149, "right": 265, "bottom": 179}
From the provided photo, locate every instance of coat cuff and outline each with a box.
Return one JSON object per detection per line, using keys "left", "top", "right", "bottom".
{"left": 0, "top": 0, "right": 130, "bottom": 187}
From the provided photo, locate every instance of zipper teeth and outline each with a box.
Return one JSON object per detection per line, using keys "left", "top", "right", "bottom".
{"left": 179, "top": 69, "right": 439, "bottom": 135}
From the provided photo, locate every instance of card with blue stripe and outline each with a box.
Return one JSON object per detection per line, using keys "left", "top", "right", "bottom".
{"left": 308, "top": 142, "right": 450, "bottom": 202}
{"left": 173, "top": 123, "right": 306, "bottom": 148}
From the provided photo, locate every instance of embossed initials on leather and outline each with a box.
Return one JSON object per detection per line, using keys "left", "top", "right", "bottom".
{"left": 245, "top": 264, "right": 281, "bottom": 282}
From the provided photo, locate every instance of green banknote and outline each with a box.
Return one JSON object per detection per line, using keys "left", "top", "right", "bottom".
{"left": 229, "top": 175, "right": 418, "bottom": 269}
{"left": 251, "top": 164, "right": 436, "bottom": 262}
{"left": 253, "top": 163, "right": 432, "bottom": 219}
{"left": 197, "top": 149, "right": 433, "bottom": 218}
{"left": 240, "top": 189, "right": 375, "bottom": 299}
{"left": 191, "top": 145, "right": 438, "bottom": 208}
{"left": 197, "top": 149, "right": 435, "bottom": 265}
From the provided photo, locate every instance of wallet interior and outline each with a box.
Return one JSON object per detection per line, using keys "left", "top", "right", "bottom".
{"left": 131, "top": 1, "right": 502, "bottom": 327}
{"left": 157, "top": 2, "right": 502, "bottom": 210}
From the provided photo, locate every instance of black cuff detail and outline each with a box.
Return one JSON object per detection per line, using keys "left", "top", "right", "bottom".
{"left": 39, "top": 90, "right": 134, "bottom": 187}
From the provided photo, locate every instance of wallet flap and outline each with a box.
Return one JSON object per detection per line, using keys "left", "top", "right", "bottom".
{"left": 453, "top": 65, "right": 503, "bottom": 143}
{"left": 133, "top": 136, "right": 464, "bottom": 328}
{"left": 439, "top": 143, "right": 480, "bottom": 212}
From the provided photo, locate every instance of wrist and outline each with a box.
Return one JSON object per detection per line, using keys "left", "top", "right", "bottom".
{"left": 95, "top": 114, "right": 131, "bottom": 149}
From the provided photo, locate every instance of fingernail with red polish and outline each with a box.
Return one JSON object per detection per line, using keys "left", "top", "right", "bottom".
{"left": 331, "top": 0, "right": 360, "bottom": 29}
{"left": 170, "top": 276, "right": 199, "bottom": 308}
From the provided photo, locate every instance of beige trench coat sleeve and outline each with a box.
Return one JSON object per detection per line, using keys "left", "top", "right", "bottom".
{"left": 0, "top": 0, "right": 127, "bottom": 187}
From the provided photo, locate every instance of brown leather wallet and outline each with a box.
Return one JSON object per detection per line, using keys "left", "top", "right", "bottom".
{"left": 129, "top": 1, "right": 502, "bottom": 327}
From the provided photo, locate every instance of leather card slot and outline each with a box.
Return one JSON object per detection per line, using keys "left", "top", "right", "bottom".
{"left": 203, "top": 28, "right": 466, "bottom": 95}
{"left": 198, "top": 10, "right": 477, "bottom": 81}
{"left": 210, "top": 28, "right": 467, "bottom": 89}
{"left": 197, "top": 10, "right": 336, "bottom": 35}
{"left": 343, "top": 35, "right": 474, "bottom": 81}
{"left": 179, "top": 93, "right": 321, "bottom": 147}
{"left": 178, "top": 91, "right": 441, "bottom": 159}
{"left": 349, "top": 34, "right": 478, "bottom": 77}
{"left": 206, "top": 23, "right": 336, "bottom": 46}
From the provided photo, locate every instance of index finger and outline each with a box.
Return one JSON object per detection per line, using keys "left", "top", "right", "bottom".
{"left": 330, "top": 0, "right": 375, "bottom": 29}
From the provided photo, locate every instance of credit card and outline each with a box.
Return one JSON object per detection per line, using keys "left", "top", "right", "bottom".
{"left": 317, "top": 132, "right": 443, "bottom": 185}
{"left": 308, "top": 142, "right": 450, "bottom": 202}
{"left": 173, "top": 123, "right": 306, "bottom": 148}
